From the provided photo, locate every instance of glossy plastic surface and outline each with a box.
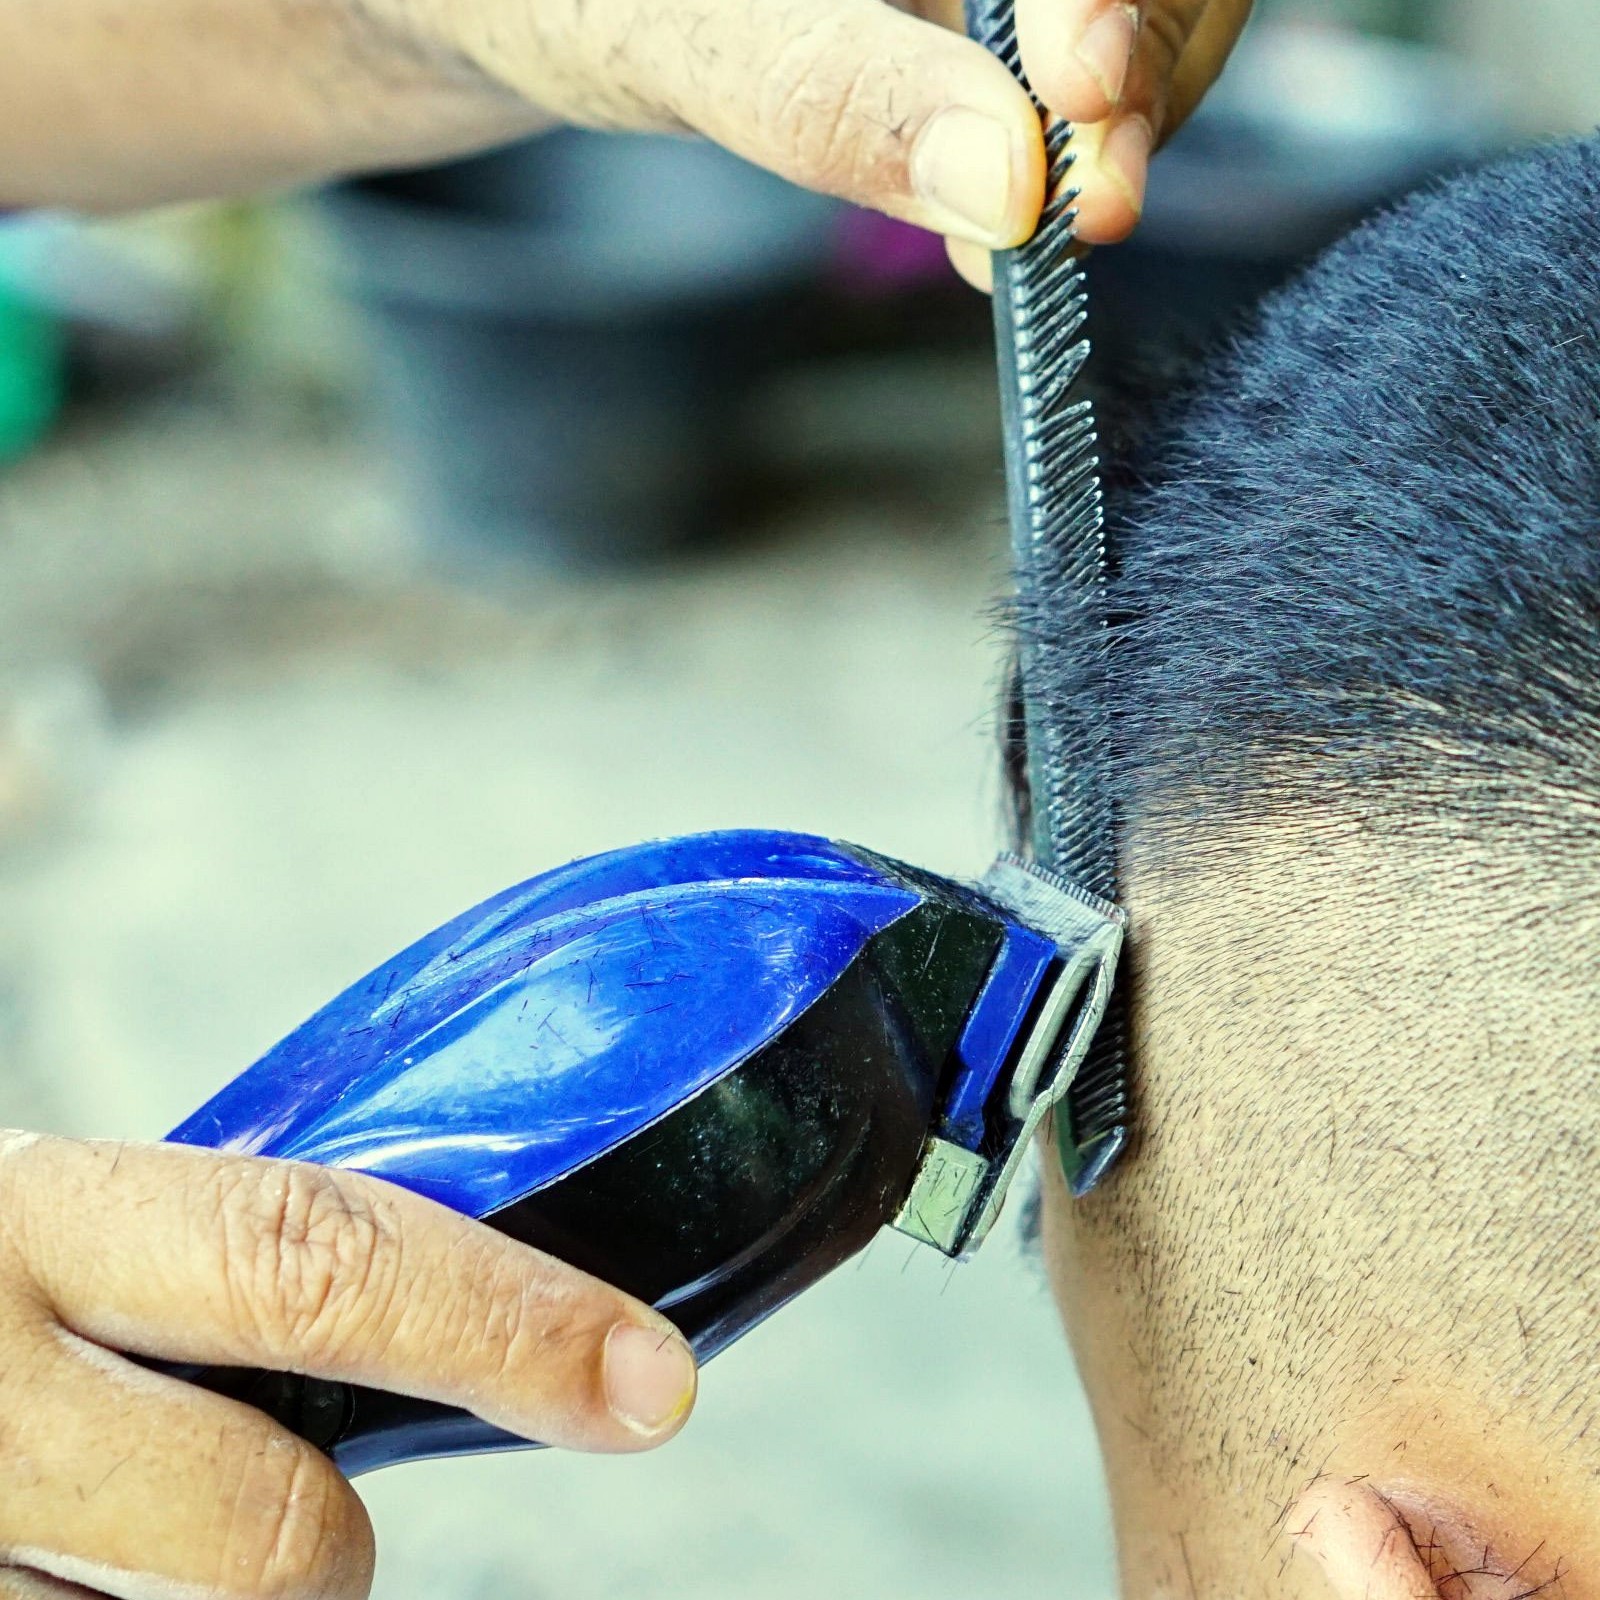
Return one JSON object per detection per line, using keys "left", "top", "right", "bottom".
{"left": 944, "top": 923, "right": 1055, "bottom": 1148}
{"left": 170, "top": 832, "right": 917, "bottom": 1216}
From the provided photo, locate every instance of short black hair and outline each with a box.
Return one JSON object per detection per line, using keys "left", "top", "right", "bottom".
{"left": 1024, "top": 132, "right": 1600, "bottom": 863}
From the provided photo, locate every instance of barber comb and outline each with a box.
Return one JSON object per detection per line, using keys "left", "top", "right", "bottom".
{"left": 963, "top": 0, "right": 1129, "bottom": 1193}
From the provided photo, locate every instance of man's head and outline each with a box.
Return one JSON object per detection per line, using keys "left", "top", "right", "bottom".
{"left": 1030, "top": 133, "right": 1600, "bottom": 1600}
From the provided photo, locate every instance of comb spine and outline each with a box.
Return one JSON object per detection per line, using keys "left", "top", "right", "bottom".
{"left": 964, "top": 0, "right": 1129, "bottom": 1194}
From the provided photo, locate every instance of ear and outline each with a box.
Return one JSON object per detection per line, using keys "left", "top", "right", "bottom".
{"left": 1287, "top": 1478, "right": 1563, "bottom": 1600}
{"left": 1289, "top": 1479, "right": 1442, "bottom": 1600}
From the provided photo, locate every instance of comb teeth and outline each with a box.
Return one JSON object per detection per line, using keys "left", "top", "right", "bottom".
{"left": 964, "top": 0, "right": 1127, "bottom": 1196}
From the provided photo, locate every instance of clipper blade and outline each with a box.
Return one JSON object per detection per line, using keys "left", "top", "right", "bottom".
{"left": 965, "top": 0, "right": 1129, "bottom": 1194}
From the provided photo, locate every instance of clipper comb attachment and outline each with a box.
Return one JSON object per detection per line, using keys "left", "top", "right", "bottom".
{"left": 964, "top": 0, "right": 1129, "bottom": 1194}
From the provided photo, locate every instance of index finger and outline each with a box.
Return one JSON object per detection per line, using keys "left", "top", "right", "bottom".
{"left": 0, "top": 1133, "right": 698, "bottom": 1452}
{"left": 1012, "top": 0, "right": 1253, "bottom": 242}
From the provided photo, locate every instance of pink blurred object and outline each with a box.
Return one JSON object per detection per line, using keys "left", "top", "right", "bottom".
{"left": 830, "top": 207, "right": 955, "bottom": 293}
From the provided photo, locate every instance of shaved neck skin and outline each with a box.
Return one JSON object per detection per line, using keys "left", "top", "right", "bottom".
{"left": 1038, "top": 814, "right": 1600, "bottom": 1600}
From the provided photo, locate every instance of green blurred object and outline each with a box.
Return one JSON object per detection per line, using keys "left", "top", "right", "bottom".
{"left": 0, "top": 276, "right": 64, "bottom": 465}
{"left": 1262, "top": 0, "right": 1441, "bottom": 40}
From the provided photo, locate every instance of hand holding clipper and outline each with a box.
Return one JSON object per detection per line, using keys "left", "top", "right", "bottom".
{"left": 0, "top": 1131, "right": 696, "bottom": 1600}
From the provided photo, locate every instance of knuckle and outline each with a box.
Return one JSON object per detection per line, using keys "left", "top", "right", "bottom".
{"left": 0, "top": 1319, "right": 62, "bottom": 1403}
{"left": 755, "top": 22, "right": 902, "bottom": 196}
{"left": 443, "top": 1241, "right": 539, "bottom": 1371}
{"left": 0, "top": 1330, "right": 65, "bottom": 1494}
{"left": 1139, "top": 3, "right": 1191, "bottom": 75}
{"left": 442, "top": 1240, "right": 598, "bottom": 1391}
{"left": 527, "top": 0, "right": 692, "bottom": 131}
{"left": 470, "top": 1249, "right": 539, "bottom": 1370}
{"left": 492, "top": 1266, "right": 589, "bottom": 1377}
{"left": 219, "top": 1431, "right": 369, "bottom": 1600}
{"left": 214, "top": 1162, "right": 398, "bottom": 1363}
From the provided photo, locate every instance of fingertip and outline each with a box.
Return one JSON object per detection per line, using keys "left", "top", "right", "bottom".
{"left": 946, "top": 236, "right": 994, "bottom": 293}
{"left": 1069, "top": 113, "right": 1149, "bottom": 244}
{"left": 1016, "top": 0, "right": 1138, "bottom": 127}
{"left": 906, "top": 36, "right": 1047, "bottom": 248}
{"left": 600, "top": 1320, "right": 698, "bottom": 1449}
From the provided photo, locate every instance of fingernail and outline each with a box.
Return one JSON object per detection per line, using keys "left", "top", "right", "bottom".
{"left": 1075, "top": 3, "right": 1140, "bottom": 105}
{"left": 1102, "top": 113, "right": 1153, "bottom": 214}
{"left": 912, "top": 106, "right": 1017, "bottom": 247}
{"left": 603, "top": 1322, "right": 697, "bottom": 1437}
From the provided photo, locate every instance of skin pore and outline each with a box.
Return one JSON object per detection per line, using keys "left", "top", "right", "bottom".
{"left": 1038, "top": 807, "right": 1600, "bottom": 1600}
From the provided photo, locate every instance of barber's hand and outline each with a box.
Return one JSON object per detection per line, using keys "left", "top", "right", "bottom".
{"left": 1021, "top": 0, "right": 1255, "bottom": 238}
{"left": 941, "top": 0, "right": 1252, "bottom": 283}
{"left": 377, "top": 0, "right": 1250, "bottom": 254}
{"left": 0, "top": 1132, "right": 697, "bottom": 1600}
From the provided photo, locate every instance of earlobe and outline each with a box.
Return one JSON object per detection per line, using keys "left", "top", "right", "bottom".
{"left": 1288, "top": 1479, "right": 1444, "bottom": 1600}
{"left": 1283, "top": 1457, "right": 1578, "bottom": 1600}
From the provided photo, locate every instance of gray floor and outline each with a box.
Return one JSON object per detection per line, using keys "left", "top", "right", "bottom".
{"left": 0, "top": 385, "right": 1117, "bottom": 1599}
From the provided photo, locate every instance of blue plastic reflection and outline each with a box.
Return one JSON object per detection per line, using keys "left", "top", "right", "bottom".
{"left": 942, "top": 924, "right": 1056, "bottom": 1149}
{"left": 169, "top": 832, "right": 919, "bottom": 1218}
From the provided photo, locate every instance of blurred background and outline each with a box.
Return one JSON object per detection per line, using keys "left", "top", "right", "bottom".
{"left": 0, "top": 0, "right": 1592, "bottom": 1596}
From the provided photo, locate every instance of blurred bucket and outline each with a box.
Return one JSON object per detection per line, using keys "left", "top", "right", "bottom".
{"left": 323, "top": 132, "right": 840, "bottom": 570}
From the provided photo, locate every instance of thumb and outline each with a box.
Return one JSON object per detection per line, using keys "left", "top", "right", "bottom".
{"left": 695, "top": 0, "right": 1046, "bottom": 245}
{"left": 547, "top": 0, "right": 1046, "bottom": 247}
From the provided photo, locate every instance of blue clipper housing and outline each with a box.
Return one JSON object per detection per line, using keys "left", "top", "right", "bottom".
{"left": 167, "top": 831, "right": 1122, "bottom": 1476}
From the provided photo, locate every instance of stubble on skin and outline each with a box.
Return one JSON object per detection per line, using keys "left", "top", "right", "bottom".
{"left": 1037, "top": 814, "right": 1600, "bottom": 1599}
